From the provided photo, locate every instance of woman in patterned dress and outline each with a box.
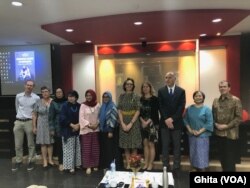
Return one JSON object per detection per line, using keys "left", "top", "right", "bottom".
{"left": 60, "top": 90, "right": 81, "bottom": 174}
{"left": 183, "top": 91, "right": 213, "bottom": 171}
{"left": 117, "top": 78, "right": 142, "bottom": 169}
{"left": 33, "top": 86, "right": 54, "bottom": 168}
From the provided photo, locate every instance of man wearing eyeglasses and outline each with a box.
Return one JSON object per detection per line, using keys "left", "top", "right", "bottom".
{"left": 158, "top": 72, "right": 186, "bottom": 178}
{"left": 212, "top": 80, "right": 242, "bottom": 171}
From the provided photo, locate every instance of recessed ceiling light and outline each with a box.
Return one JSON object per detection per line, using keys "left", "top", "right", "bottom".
{"left": 11, "top": 1, "right": 23, "bottom": 6}
{"left": 85, "top": 40, "right": 92, "bottom": 43}
{"left": 139, "top": 37, "right": 147, "bottom": 41}
{"left": 212, "top": 18, "right": 222, "bottom": 23}
{"left": 65, "top": 29, "right": 74, "bottom": 32}
{"left": 134, "top": 21, "right": 143, "bottom": 26}
{"left": 199, "top": 33, "right": 207, "bottom": 37}
{"left": 216, "top": 32, "right": 221, "bottom": 36}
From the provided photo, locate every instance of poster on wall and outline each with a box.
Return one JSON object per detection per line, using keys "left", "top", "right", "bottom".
{"left": 15, "top": 51, "right": 35, "bottom": 82}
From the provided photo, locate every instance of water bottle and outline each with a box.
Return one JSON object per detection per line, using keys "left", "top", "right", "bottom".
{"left": 110, "top": 159, "right": 116, "bottom": 177}
{"left": 162, "top": 166, "right": 168, "bottom": 188}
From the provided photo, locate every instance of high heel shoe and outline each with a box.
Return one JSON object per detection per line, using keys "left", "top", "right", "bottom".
{"left": 48, "top": 162, "right": 56, "bottom": 167}
{"left": 147, "top": 164, "right": 153, "bottom": 171}
{"left": 142, "top": 165, "right": 148, "bottom": 170}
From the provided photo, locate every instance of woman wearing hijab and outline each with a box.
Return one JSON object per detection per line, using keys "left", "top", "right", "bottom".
{"left": 60, "top": 90, "right": 81, "bottom": 174}
{"left": 49, "top": 87, "right": 67, "bottom": 171}
{"left": 99, "top": 91, "right": 118, "bottom": 170}
{"left": 79, "top": 89, "right": 101, "bottom": 174}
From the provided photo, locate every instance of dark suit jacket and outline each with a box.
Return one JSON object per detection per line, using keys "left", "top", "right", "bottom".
{"left": 158, "top": 85, "right": 186, "bottom": 130}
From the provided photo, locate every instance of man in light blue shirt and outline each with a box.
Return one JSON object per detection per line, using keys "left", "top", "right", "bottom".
{"left": 12, "top": 80, "right": 40, "bottom": 171}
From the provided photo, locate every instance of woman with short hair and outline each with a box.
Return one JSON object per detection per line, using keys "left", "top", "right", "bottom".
{"left": 60, "top": 90, "right": 81, "bottom": 174}
{"left": 183, "top": 91, "right": 213, "bottom": 172}
{"left": 117, "top": 78, "right": 142, "bottom": 169}
{"left": 33, "top": 86, "right": 54, "bottom": 168}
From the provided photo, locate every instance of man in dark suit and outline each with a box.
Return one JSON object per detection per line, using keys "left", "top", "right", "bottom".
{"left": 158, "top": 72, "right": 186, "bottom": 175}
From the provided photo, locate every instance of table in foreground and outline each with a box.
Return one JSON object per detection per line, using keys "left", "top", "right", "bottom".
{"left": 98, "top": 170, "right": 174, "bottom": 188}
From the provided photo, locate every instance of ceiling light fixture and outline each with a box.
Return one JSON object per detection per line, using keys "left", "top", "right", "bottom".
{"left": 216, "top": 32, "right": 221, "bottom": 36}
{"left": 139, "top": 37, "right": 147, "bottom": 41}
{"left": 212, "top": 18, "right": 222, "bottom": 23}
{"left": 85, "top": 40, "right": 92, "bottom": 43}
{"left": 11, "top": 1, "right": 23, "bottom": 6}
{"left": 199, "top": 33, "right": 207, "bottom": 37}
{"left": 134, "top": 21, "right": 143, "bottom": 26}
{"left": 65, "top": 29, "right": 74, "bottom": 32}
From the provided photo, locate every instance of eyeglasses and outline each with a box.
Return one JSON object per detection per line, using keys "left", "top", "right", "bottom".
{"left": 103, "top": 96, "right": 109, "bottom": 98}
{"left": 126, "top": 83, "right": 133, "bottom": 86}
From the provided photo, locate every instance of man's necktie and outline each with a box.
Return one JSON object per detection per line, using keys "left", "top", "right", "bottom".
{"left": 169, "top": 88, "right": 173, "bottom": 95}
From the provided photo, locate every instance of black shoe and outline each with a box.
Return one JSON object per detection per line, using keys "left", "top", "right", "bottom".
{"left": 12, "top": 162, "right": 22, "bottom": 172}
{"left": 75, "top": 166, "right": 82, "bottom": 170}
{"left": 27, "top": 162, "right": 35, "bottom": 171}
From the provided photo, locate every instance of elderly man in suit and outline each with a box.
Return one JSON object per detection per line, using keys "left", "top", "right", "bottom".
{"left": 158, "top": 72, "right": 186, "bottom": 176}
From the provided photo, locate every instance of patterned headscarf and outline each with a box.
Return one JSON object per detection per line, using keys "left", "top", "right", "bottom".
{"left": 99, "top": 91, "right": 118, "bottom": 130}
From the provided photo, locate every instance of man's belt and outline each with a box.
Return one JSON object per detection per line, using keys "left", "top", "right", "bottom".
{"left": 16, "top": 118, "right": 32, "bottom": 122}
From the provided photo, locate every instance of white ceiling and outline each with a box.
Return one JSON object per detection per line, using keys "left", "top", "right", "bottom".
{"left": 0, "top": 0, "right": 250, "bottom": 45}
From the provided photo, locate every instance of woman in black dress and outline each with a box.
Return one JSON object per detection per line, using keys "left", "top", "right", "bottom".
{"left": 140, "top": 81, "right": 159, "bottom": 170}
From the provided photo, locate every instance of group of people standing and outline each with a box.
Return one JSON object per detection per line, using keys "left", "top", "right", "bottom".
{"left": 11, "top": 71, "right": 242, "bottom": 176}
{"left": 11, "top": 81, "right": 119, "bottom": 175}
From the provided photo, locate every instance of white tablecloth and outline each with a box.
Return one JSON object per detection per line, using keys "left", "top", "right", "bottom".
{"left": 100, "top": 170, "right": 174, "bottom": 187}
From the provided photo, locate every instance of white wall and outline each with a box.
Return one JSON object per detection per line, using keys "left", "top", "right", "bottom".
{"left": 199, "top": 47, "right": 226, "bottom": 108}
{"left": 72, "top": 53, "right": 95, "bottom": 103}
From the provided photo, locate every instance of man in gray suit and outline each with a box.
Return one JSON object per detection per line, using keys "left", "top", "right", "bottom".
{"left": 158, "top": 72, "right": 186, "bottom": 176}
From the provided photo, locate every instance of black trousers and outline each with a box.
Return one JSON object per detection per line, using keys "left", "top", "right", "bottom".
{"left": 217, "top": 136, "right": 238, "bottom": 172}
{"left": 54, "top": 136, "right": 63, "bottom": 164}
{"left": 99, "top": 132, "right": 115, "bottom": 169}
{"left": 161, "top": 128, "right": 182, "bottom": 170}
